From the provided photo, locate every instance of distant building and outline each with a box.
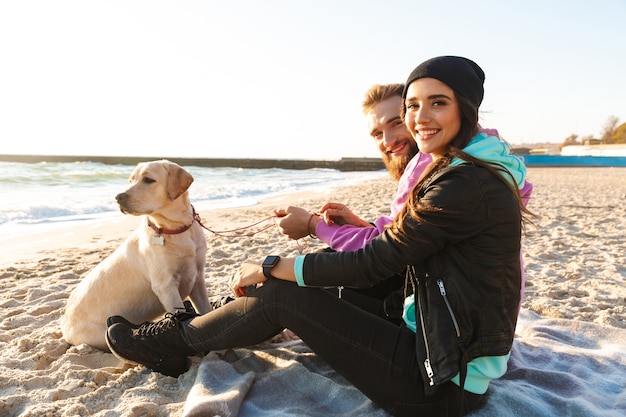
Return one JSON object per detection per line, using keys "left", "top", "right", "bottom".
{"left": 561, "top": 144, "right": 626, "bottom": 157}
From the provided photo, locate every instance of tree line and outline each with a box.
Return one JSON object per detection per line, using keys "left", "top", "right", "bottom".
{"left": 562, "top": 115, "right": 626, "bottom": 146}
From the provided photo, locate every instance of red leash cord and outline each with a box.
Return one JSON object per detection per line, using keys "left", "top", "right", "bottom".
{"left": 193, "top": 211, "right": 278, "bottom": 238}
{"left": 191, "top": 206, "right": 311, "bottom": 251}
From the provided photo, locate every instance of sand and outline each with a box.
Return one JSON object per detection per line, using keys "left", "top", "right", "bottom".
{"left": 1, "top": 167, "right": 625, "bottom": 416}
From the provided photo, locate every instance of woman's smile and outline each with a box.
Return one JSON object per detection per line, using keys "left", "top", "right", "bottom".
{"left": 415, "top": 128, "right": 440, "bottom": 141}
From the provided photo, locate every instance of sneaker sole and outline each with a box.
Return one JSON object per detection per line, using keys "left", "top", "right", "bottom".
{"left": 105, "top": 328, "right": 143, "bottom": 367}
{"left": 105, "top": 328, "right": 190, "bottom": 377}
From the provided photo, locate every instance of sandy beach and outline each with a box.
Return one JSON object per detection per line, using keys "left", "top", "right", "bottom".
{"left": 1, "top": 167, "right": 625, "bottom": 416}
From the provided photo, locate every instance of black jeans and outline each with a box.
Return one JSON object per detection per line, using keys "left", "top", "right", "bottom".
{"left": 182, "top": 279, "right": 483, "bottom": 417}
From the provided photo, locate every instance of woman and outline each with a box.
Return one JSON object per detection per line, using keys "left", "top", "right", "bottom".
{"left": 106, "top": 56, "right": 528, "bottom": 416}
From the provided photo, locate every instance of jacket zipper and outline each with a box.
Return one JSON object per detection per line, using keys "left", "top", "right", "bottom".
{"left": 436, "top": 279, "right": 461, "bottom": 337}
{"left": 413, "top": 268, "right": 435, "bottom": 386}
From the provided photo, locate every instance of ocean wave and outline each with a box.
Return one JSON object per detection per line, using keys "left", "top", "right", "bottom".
{"left": 0, "top": 161, "right": 385, "bottom": 236}
{"left": 0, "top": 204, "right": 117, "bottom": 226}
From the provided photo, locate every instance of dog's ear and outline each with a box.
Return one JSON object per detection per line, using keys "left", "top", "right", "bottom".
{"left": 166, "top": 162, "right": 194, "bottom": 201}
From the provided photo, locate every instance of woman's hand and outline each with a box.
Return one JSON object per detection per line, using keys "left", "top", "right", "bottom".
{"left": 319, "top": 202, "right": 371, "bottom": 227}
{"left": 231, "top": 261, "right": 267, "bottom": 297}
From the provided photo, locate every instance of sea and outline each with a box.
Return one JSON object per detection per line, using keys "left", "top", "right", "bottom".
{"left": 0, "top": 160, "right": 386, "bottom": 239}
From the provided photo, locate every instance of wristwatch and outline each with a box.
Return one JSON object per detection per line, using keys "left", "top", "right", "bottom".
{"left": 262, "top": 255, "right": 280, "bottom": 280}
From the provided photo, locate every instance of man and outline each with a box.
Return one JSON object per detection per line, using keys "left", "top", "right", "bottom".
{"left": 274, "top": 84, "right": 428, "bottom": 318}
{"left": 275, "top": 83, "right": 426, "bottom": 250}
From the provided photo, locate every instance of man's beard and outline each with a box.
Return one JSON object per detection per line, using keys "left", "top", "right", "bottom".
{"left": 382, "top": 147, "right": 418, "bottom": 181}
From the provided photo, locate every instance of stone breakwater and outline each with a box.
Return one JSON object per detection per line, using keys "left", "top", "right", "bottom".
{"left": 0, "top": 154, "right": 385, "bottom": 172}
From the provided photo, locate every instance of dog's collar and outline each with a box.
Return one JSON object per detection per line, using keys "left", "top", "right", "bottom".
{"left": 147, "top": 206, "right": 199, "bottom": 236}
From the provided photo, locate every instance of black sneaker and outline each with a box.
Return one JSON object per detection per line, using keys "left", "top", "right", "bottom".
{"left": 106, "top": 303, "right": 199, "bottom": 377}
{"left": 106, "top": 300, "right": 198, "bottom": 328}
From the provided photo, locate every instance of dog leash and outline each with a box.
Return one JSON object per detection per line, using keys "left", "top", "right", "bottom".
{"left": 192, "top": 206, "right": 311, "bottom": 251}
{"left": 191, "top": 205, "right": 279, "bottom": 238}
{"left": 194, "top": 210, "right": 277, "bottom": 238}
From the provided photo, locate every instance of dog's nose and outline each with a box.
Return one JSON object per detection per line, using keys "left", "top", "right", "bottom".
{"left": 116, "top": 193, "right": 127, "bottom": 204}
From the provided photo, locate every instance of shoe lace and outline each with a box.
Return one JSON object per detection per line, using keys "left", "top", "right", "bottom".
{"left": 136, "top": 313, "right": 178, "bottom": 337}
{"left": 135, "top": 302, "right": 198, "bottom": 337}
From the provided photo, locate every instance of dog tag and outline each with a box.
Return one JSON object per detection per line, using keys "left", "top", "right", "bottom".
{"left": 151, "top": 235, "right": 164, "bottom": 246}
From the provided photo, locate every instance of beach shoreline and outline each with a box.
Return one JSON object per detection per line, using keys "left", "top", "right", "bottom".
{"left": 1, "top": 167, "right": 625, "bottom": 416}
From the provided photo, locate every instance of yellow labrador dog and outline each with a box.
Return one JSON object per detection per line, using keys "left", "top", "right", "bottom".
{"left": 62, "top": 160, "right": 211, "bottom": 351}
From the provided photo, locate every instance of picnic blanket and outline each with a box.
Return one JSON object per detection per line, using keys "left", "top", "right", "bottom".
{"left": 183, "top": 309, "right": 626, "bottom": 417}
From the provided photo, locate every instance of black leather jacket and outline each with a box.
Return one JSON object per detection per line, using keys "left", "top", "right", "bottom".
{"left": 301, "top": 164, "right": 522, "bottom": 394}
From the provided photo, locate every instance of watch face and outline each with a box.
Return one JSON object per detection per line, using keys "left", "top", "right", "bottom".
{"left": 263, "top": 255, "right": 280, "bottom": 268}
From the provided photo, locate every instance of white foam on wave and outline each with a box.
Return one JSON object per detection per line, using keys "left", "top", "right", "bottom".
{"left": 0, "top": 161, "right": 386, "bottom": 238}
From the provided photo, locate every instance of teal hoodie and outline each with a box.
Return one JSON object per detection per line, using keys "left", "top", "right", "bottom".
{"left": 451, "top": 132, "right": 527, "bottom": 188}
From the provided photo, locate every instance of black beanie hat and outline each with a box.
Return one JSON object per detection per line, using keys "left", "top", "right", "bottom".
{"left": 402, "top": 56, "right": 485, "bottom": 108}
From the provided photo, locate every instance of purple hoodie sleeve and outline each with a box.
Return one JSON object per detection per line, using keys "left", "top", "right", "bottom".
{"left": 315, "top": 152, "right": 432, "bottom": 252}
{"left": 315, "top": 215, "right": 392, "bottom": 252}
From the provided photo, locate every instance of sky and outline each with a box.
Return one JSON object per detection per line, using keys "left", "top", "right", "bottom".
{"left": 1, "top": 0, "right": 625, "bottom": 160}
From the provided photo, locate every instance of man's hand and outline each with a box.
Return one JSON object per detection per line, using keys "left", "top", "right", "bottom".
{"left": 274, "top": 206, "right": 319, "bottom": 239}
{"left": 319, "top": 202, "right": 371, "bottom": 227}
